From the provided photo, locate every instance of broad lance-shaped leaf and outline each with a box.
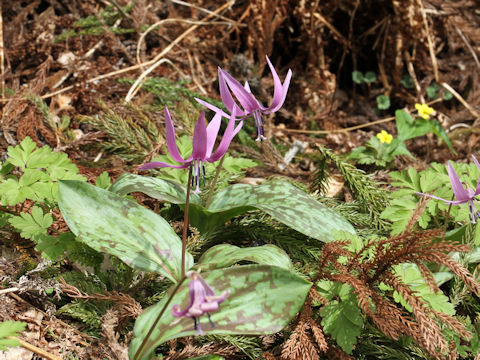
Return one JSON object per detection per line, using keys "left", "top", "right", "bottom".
{"left": 197, "top": 244, "right": 293, "bottom": 271}
{"left": 129, "top": 264, "right": 311, "bottom": 360}
{"left": 111, "top": 174, "right": 354, "bottom": 242}
{"left": 198, "top": 181, "right": 355, "bottom": 241}
{"left": 109, "top": 173, "right": 202, "bottom": 205}
{"left": 58, "top": 180, "right": 193, "bottom": 283}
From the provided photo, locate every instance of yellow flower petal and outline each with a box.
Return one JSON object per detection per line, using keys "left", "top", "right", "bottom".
{"left": 415, "top": 103, "right": 434, "bottom": 120}
{"left": 376, "top": 130, "right": 393, "bottom": 144}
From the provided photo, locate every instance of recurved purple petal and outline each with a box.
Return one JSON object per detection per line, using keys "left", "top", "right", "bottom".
{"left": 207, "top": 106, "right": 242, "bottom": 162}
{"left": 221, "top": 69, "right": 260, "bottom": 113}
{"left": 191, "top": 111, "right": 208, "bottom": 160}
{"left": 172, "top": 304, "right": 189, "bottom": 317}
{"left": 164, "top": 106, "right": 185, "bottom": 163}
{"left": 194, "top": 97, "right": 229, "bottom": 118}
{"left": 261, "top": 56, "right": 292, "bottom": 113}
{"left": 448, "top": 162, "right": 470, "bottom": 201}
{"left": 205, "top": 112, "right": 222, "bottom": 158}
{"left": 171, "top": 280, "right": 196, "bottom": 318}
{"left": 138, "top": 161, "right": 189, "bottom": 170}
{"left": 416, "top": 192, "right": 467, "bottom": 205}
{"left": 218, "top": 68, "right": 238, "bottom": 113}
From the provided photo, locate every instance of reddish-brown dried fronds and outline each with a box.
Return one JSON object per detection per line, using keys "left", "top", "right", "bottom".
{"left": 281, "top": 289, "right": 328, "bottom": 360}
{"left": 428, "top": 253, "right": 480, "bottom": 296}
{"left": 312, "top": 229, "right": 479, "bottom": 359}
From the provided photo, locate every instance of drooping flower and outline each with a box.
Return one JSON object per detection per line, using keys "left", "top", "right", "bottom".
{"left": 416, "top": 156, "right": 480, "bottom": 223}
{"left": 377, "top": 130, "right": 393, "bottom": 144}
{"left": 139, "top": 106, "right": 242, "bottom": 193}
{"left": 172, "top": 270, "right": 230, "bottom": 335}
{"left": 415, "top": 103, "right": 434, "bottom": 120}
{"left": 196, "top": 56, "right": 292, "bottom": 141}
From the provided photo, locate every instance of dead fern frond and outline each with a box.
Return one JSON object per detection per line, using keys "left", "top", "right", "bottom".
{"left": 312, "top": 229, "right": 480, "bottom": 359}
{"left": 281, "top": 289, "right": 328, "bottom": 360}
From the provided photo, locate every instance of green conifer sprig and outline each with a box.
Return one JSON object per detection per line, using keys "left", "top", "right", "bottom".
{"left": 76, "top": 102, "right": 160, "bottom": 162}
{"left": 315, "top": 145, "right": 389, "bottom": 229}
{"left": 202, "top": 335, "right": 262, "bottom": 360}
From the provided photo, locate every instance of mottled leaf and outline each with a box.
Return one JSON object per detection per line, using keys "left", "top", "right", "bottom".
{"left": 110, "top": 173, "right": 201, "bottom": 205}
{"left": 198, "top": 244, "right": 292, "bottom": 270}
{"left": 129, "top": 264, "right": 311, "bottom": 360}
{"left": 111, "top": 175, "right": 354, "bottom": 242}
{"left": 58, "top": 180, "right": 193, "bottom": 282}
{"left": 198, "top": 181, "right": 355, "bottom": 241}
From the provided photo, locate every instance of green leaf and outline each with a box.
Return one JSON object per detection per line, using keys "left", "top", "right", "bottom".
{"left": 380, "top": 196, "right": 426, "bottom": 235}
{"left": 363, "top": 71, "right": 376, "bottom": 83}
{"left": 395, "top": 110, "right": 431, "bottom": 141}
{"left": 382, "top": 264, "right": 455, "bottom": 315}
{"left": 426, "top": 83, "right": 440, "bottom": 100}
{"left": 0, "top": 212, "right": 12, "bottom": 228}
{"left": 35, "top": 233, "right": 73, "bottom": 260}
{"left": 0, "top": 321, "right": 26, "bottom": 351}
{"left": 110, "top": 173, "right": 202, "bottom": 206}
{"left": 390, "top": 139, "right": 415, "bottom": 159}
{"left": 317, "top": 282, "right": 363, "bottom": 354}
{"left": 376, "top": 95, "right": 390, "bottom": 110}
{"left": 352, "top": 71, "right": 364, "bottom": 84}
{"left": 95, "top": 171, "right": 111, "bottom": 189}
{"left": 7, "top": 137, "right": 37, "bottom": 169}
{"left": 0, "top": 178, "right": 27, "bottom": 205}
{"left": 129, "top": 264, "right": 311, "bottom": 360}
{"left": 8, "top": 206, "right": 53, "bottom": 239}
{"left": 0, "top": 138, "right": 85, "bottom": 205}
{"left": 400, "top": 75, "right": 414, "bottom": 89}
{"left": 58, "top": 180, "right": 192, "bottom": 283}
{"left": 112, "top": 176, "right": 355, "bottom": 242}
{"left": 197, "top": 181, "right": 355, "bottom": 241}
{"left": 429, "top": 120, "right": 456, "bottom": 154}
{"left": 198, "top": 244, "right": 293, "bottom": 271}
{"left": 221, "top": 156, "right": 257, "bottom": 174}
{"left": 443, "top": 90, "right": 453, "bottom": 101}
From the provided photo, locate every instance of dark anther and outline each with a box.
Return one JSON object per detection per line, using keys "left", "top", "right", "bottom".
{"left": 206, "top": 312, "right": 215, "bottom": 328}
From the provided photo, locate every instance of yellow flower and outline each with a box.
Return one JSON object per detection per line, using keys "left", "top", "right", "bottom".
{"left": 376, "top": 130, "right": 393, "bottom": 144}
{"left": 415, "top": 103, "right": 434, "bottom": 120}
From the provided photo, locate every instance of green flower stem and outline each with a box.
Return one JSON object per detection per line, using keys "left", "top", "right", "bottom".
{"left": 182, "top": 166, "right": 192, "bottom": 279}
{"left": 132, "top": 277, "right": 187, "bottom": 360}
{"left": 205, "top": 155, "right": 226, "bottom": 209}
{"left": 133, "top": 168, "right": 192, "bottom": 360}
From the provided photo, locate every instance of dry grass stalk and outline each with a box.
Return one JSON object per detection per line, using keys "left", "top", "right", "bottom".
{"left": 125, "top": 1, "right": 234, "bottom": 102}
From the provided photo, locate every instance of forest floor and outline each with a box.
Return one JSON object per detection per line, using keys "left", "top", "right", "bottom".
{"left": 1, "top": 1, "right": 480, "bottom": 359}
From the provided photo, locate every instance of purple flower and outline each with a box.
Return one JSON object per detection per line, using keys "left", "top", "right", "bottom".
{"left": 172, "top": 271, "right": 230, "bottom": 335}
{"left": 417, "top": 156, "right": 480, "bottom": 223}
{"left": 196, "top": 56, "right": 292, "bottom": 141}
{"left": 139, "top": 106, "right": 242, "bottom": 193}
